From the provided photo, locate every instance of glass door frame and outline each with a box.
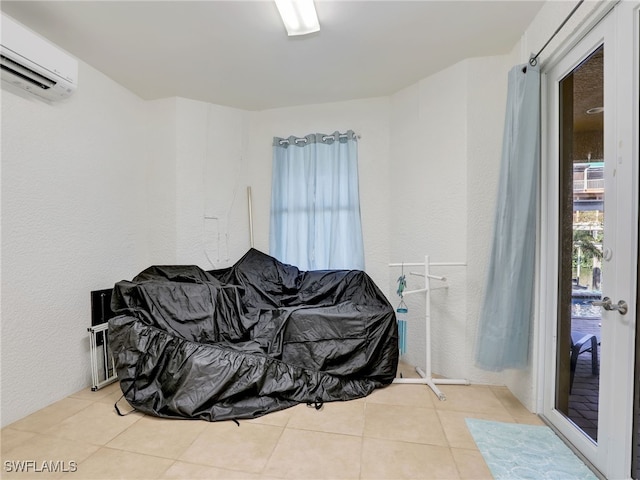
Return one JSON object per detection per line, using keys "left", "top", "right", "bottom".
{"left": 539, "top": 2, "right": 639, "bottom": 478}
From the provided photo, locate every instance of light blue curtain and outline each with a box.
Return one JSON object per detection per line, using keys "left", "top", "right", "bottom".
{"left": 475, "top": 64, "right": 540, "bottom": 371}
{"left": 270, "top": 130, "right": 365, "bottom": 271}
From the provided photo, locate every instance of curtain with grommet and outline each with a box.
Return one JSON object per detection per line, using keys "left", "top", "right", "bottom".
{"left": 269, "top": 130, "right": 365, "bottom": 271}
{"left": 475, "top": 64, "right": 541, "bottom": 371}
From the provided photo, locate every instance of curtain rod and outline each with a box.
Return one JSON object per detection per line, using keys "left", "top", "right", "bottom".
{"left": 528, "top": 0, "right": 584, "bottom": 67}
{"left": 278, "top": 132, "right": 360, "bottom": 145}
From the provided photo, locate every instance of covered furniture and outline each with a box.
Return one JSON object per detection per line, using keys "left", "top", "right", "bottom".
{"left": 109, "top": 249, "right": 398, "bottom": 421}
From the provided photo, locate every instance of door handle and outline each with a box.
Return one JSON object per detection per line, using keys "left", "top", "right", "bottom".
{"left": 592, "top": 296, "right": 628, "bottom": 315}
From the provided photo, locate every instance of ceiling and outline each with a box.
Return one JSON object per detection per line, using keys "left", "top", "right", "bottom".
{"left": 572, "top": 46, "right": 603, "bottom": 133}
{"left": 1, "top": 1, "right": 545, "bottom": 111}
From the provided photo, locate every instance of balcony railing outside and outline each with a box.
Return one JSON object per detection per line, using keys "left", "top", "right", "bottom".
{"left": 574, "top": 179, "right": 605, "bottom": 192}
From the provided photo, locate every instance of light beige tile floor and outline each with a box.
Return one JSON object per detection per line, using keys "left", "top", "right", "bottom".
{"left": 1, "top": 365, "right": 544, "bottom": 480}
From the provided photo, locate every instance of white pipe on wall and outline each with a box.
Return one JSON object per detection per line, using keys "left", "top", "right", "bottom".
{"left": 247, "top": 186, "right": 254, "bottom": 248}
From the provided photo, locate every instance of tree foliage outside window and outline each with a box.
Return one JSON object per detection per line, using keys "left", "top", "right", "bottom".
{"left": 572, "top": 226, "right": 603, "bottom": 288}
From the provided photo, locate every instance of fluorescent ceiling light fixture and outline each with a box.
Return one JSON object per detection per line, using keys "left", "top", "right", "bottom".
{"left": 275, "top": 0, "right": 320, "bottom": 36}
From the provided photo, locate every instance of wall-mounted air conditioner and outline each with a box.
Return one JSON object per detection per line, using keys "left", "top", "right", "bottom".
{"left": 1, "top": 13, "right": 78, "bottom": 101}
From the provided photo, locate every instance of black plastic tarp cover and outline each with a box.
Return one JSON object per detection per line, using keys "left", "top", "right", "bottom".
{"left": 109, "top": 248, "right": 398, "bottom": 421}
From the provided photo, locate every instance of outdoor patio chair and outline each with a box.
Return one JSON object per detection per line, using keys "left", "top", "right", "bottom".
{"left": 570, "top": 332, "right": 599, "bottom": 393}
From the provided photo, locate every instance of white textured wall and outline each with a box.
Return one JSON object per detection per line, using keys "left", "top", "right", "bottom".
{"left": 464, "top": 55, "right": 516, "bottom": 388}
{"left": 174, "top": 98, "right": 251, "bottom": 269}
{"left": 389, "top": 61, "right": 469, "bottom": 378}
{"left": 389, "top": 54, "right": 524, "bottom": 392}
{"left": 1, "top": 62, "right": 151, "bottom": 426}
{"left": 158, "top": 97, "right": 391, "bottom": 297}
{"left": 158, "top": 97, "right": 391, "bottom": 293}
{"left": 145, "top": 98, "right": 178, "bottom": 265}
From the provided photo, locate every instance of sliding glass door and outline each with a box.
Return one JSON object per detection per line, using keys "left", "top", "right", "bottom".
{"left": 541, "top": 2, "right": 638, "bottom": 478}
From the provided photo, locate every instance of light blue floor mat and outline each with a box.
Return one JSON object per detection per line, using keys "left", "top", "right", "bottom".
{"left": 465, "top": 418, "right": 598, "bottom": 479}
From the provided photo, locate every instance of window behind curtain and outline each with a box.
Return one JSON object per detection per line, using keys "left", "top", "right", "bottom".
{"left": 269, "top": 130, "right": 364, "bottom": 271}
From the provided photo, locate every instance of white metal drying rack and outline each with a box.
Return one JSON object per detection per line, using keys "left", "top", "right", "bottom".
{"left": 389, "top": 255, "right": 470, "bottom": 400}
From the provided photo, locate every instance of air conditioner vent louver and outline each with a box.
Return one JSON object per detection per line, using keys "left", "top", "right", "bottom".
{"left": 1, "top": 54, "right": 55, "bottom": 90}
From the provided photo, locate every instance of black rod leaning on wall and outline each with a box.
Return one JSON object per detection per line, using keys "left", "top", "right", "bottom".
{"left": 528, "top": 0, "right": 585, "bottom": 67}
